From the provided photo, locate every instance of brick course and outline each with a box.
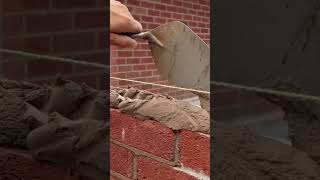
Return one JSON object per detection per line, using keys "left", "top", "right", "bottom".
{"left": 110, "top": 109, "right": 210, "bottom": 180}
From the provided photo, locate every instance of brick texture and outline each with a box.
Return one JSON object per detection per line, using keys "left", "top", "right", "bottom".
{"left": 110, "top": 109, "right": 210, "bottom": 180}
{"left": 179, "top": 130, "right": 210, "bottom": 175}
{"left": 110, "top": 143, "right": 134, "bottom": 178}
{"left": 110, "top": 0, "right": 210, "bottom": 99}
{"left": 110, "top": 109, "right": 176, "bottom": 161}
{"left": 137, "top": 157, "right": 196, "bottom": 180}
{"left": 0, "top": 148, "right": 91, "bottom": 180}
{"left": 0, "top": 0, "right": 107, "bottom": 89}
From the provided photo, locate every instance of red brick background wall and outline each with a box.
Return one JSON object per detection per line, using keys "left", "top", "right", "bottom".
{"left": 0, "top": 148, "right": 91, "bottom": 180}
{"left": 110, "top": 0, "right": 210, "bottom": 99}
{"left": 110, "top": 109, "right": 210, "bottom": 180}
{"left": 0, "top": 0, "right": 107, "bottom": 89}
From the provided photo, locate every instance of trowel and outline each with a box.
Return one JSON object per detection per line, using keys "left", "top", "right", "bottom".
{"left": 125, "top": 21, "right": 210, "bottom": 92}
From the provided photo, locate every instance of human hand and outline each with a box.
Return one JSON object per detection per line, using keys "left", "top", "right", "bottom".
{"left": 110, "top": 0, "right": 142, "bottom": 48}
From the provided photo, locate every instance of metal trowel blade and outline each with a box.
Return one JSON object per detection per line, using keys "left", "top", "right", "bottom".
{"left": 147, "top": 21, "right": 210, "bottom": 92}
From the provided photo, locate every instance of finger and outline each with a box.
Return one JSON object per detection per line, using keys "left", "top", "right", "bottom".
{"left": 110, "top": 33, "right": 138, "bottom": 49}
{"left": 110, "top": 13, "right": 142, "bottom": 33}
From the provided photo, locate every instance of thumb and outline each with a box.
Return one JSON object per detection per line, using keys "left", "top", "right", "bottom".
{"left": 110, "top": 33, "right": 138, "bottom": 49}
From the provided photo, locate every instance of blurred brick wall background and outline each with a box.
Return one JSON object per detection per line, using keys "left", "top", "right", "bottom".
{"left": 0, "top": 0, "right": 108, "bottom": 89}
{"left": 110, "top": 0, "right": 210, "bottom": 99}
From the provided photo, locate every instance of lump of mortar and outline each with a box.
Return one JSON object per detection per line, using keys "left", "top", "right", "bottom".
{"left": 256, "top": 80, "right": 320, "bottom": 165}
{"left": 27, "top": 112, "right": 108, "bottom": 180}
{"left": 0, "top": 88, "right": 43, "bottom": 148}
{"left": 42, "top": 76, "right": 85, "bottom": 118}
{"left": 111, "top": 86, "right": 210, "bottom": 133}
{"left": 192, "top": 91, "right": 210, "bottom": 113}
{"left": 213, "top": 122, "right": 320, "bottom": 180}
{"left": 0, "top": 79, "right": 41, "bottom": 99}
{"left": 75, "top": 91, "right": 108, "bottom": 121}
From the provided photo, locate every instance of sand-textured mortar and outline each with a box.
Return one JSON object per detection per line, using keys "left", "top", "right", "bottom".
{"left": 0, "top": 77, "right": 108, "bottom": 180}
{"left": 212, "top": 122, "right": 320, "bottom": 180}
{"left": 110, "top": 86, "right": 210, "bottom": 134}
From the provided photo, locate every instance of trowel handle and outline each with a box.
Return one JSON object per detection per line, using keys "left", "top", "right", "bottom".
{"left": 120, "top": 32, "right": 164, "bottom": 47}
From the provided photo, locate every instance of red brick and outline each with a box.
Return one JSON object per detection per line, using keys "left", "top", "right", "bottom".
{"left": 161, "top": 0, "right": 172, "bottom": 4}
{"left": 111, "top": 66, "right": 118, "bottom": 73}
{"left": 75, "top": 11, "right": 107, "bottom": 29}
{"left": 179, "top": 131, "right": 210, "bottom": 175}
{"left": 146, "top": 77, "right": 159, "bottom": 83}
{"left": 52, "top": 0, "right": 96, "bottom": 9}
{"left": 127, "top": 0, "right": 140, "bottom": 6}
{"left": 173, "top": 0, "right": 182, "bottom": 6}
{"left": 167, "top": 6, "right": 178, "bottom": 12}
{"left": 118, "top": 65, "right": 133, "bottom": 72}
{"left": 127, "top": 71, "right": 140, "bottom": 78}
{"left": 141, "top": 16, "right": 153, "bottom": 23}
{"left": 137, "top": 157, "right": 196, "bottom": 180}
{"left": 141, "top": 84, "right": 153, "bottom": 90}
{"left": 132, "top": 7, "right": 147, "bottom": 15}
{"left": 3, "top": 0, "right": 49, "bottom": 12}
{"left": 126, "top": 58, "right": 140, "bottom": 64}
{"left": 111, "top": 72, "right": 126, "bottom": 79}
{"left": 111, "top": 58, "right": 126, "bottom": 65}
{"left": 155, "top": 4, "right": 166, "bottom": 10}
{"left": 148, "top": 10, "right": 160, "bottom": 16}
{"left": 155, "top": 18, "right": 166, "bottom": 24}
{"left": 177, "top": 7, "right": 187, "bottom": 13}
{"left": 27, "top": 60, "right": 73, "bottom": 78}
{"left": 140, "top": 58, "right": 153, "bottom": 64}
{"left": 118, "top": 51, "right": 133, "bottom": 57}
{"left": 140, "top": 71, "right": 153, "bottom": 77}
{"left": 202, "top": 5, "right": 210, "bottom": 11}
{"left": 183, "top": 15, "right": 192, "bottom": 20}
{"left": 141, "top": 1, "right": 154, "bottom": 8}
{"left": 183, "top": 2, "right": 193, "bottom": 8}
{"left": 161, "top": 12, "right": 172, "bottom": 18}
{"left": 147, "top": 64, "right": 156, "bottom": 70}
{"left": 133, "top": 50, "right": 147, "bottom": 56}
{"left": 110, "top": 143, "right": 134, "bottom": 178}
{"left": 52, "top": 33, "right": 95, "bottom": 53}
{"left": 110, "top": 110, "right": 176, "bottom": 160}
{"left": 119, "top": 80, "right": 133, "bottom": 86}
{"left": 26, "top": 13, "right": 73, "bottom": 33}
{"left": 173, "top": 13, "right": 182, "bottom": 19}
{"left": 3, "top": 15, "right": 24, "bottom": 36}
{"left": 197, "top": 11, "right": 206, "bottom": 16}
{"left": 133, "top": 64, "right": 146, "bottom": 71}
{"left": 193, "top": 4, "right": 201, "bottom": 9}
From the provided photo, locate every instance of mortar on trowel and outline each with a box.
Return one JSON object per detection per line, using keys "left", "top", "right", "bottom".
{"left": 123, "top": 21, "right": 210, "bottom": 93}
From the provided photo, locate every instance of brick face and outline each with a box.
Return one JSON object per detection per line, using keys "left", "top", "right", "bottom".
{"left": 110, "top": 143, "right": 134, "bottom": 178}
{"left": 110, "top": 109, "right": 176, "bottom": 161}
{"left": 110, "top": 110, "right": 210, "bottom": 180}
{"left": 137, "top": 157, "right": 196, "bottom": 180}
{"left": 1, "top": 0, "right": 107, "bottom": 89}
{"left": 110, "top": 0, "right": 210, "bottom": 99}
{"left": 179, "top": 131, "right": 210, "bottom": 175}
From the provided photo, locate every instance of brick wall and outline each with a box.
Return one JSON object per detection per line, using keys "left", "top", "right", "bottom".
{"left": 0, "top": 148, "right": 92, "bottom": 180}
{"left": 0, "top": 0, "right": 108, "bottom": 89}
{"left": 110, "top": 109, "right": 210, "bottom": 180}
{"left": 110, "top": 0, "right": 210, "bottom": 99}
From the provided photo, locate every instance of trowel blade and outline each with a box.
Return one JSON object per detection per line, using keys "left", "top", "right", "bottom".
{"left": 148, "top": 21, "right": 210, "bottom": 92}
